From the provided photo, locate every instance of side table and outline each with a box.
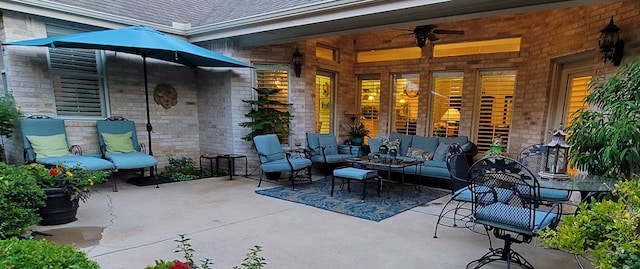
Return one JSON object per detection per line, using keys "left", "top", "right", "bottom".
{"left": 199, "top": 154, "right": 247, "bottom": 180}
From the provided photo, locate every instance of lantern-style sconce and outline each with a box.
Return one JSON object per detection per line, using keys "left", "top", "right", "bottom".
{"left": 292, "top": 48, "right": 303, "bottom": 78}
{"left": 599, "top": 16, "right": 624, "bottom": 66}
{"left": 540, "top": 124, "right": 570, "bottom": 180}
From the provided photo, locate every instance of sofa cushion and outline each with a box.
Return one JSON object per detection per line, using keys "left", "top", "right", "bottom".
{"left": 368, "top": 137, "right": 384, "bottom": 154}
{"left": 433, "top": 143, "right": 450, "bottom": 162}
{"left": 389, "top": 133, "right": 413, "bottom": 156}
{"left": 406, "top": 147, "right": 433, "bottom": 161}
{"left": 410, "top": 135, "right": 439, "bottom": 153}
{"left": 440, "top": 136, "right": 469, "bottom": 146}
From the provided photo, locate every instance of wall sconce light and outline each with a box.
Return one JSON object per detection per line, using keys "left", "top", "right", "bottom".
{"left": 292, "top": 48, "right": 303, "bottom": 77}
{"left": 540, "top": 123, "right": 571, "bottom": 180}
{"left": 599, "top": 16, "right": 624, "bottom": 66}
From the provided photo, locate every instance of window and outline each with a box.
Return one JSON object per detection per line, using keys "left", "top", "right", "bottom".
{"left": 359, "top": 76, "right": 381, "bottom": 140}
{"left": 357, "top": 47, "right": 421, "bottom": 63}
{"left": 392, "top": 73, "right": 420, "bottom": 135}
{"left": 255, "top": 64, "right": 290, "bottom": 143}
{"left": 431, "top": 73, "right": 463, "bottom": 137}
{"left": 47, "top": 25, "right": 108, "bottom": 118}
{"left": 316, "top": 45, "right": 338, "bottom": 62}
{"left": 433, "top": 37, "right": 521, "bottom": 58}
{"left": 476, "top": 71, "right": 516, "bottom": 152}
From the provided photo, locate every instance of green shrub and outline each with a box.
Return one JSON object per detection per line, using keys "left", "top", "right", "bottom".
{"left": 540, "top": 178, "right": 640, "bottom": 269}
{"left": 0, "top": 163, "right": 45, "bottom": 239}
{"left": 163, "top": 157, "right": 198, "bottom": 181}
{"left": 0, "top": 237, "right": 100, "bottom": 268}
{"left": 233, "top": 245, "right": 267, "bottom": 269}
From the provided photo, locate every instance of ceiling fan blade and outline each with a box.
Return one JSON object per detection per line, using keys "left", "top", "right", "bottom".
{"left": 427, "top": 33, "right": 439, "bottom": 42}
{"left": 433, "top": 29, "right": 465, "bottom": 35}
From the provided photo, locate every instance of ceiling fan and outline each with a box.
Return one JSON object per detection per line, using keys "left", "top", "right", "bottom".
{"left": 408, "top": 25, "right": 465, "bottom": 48}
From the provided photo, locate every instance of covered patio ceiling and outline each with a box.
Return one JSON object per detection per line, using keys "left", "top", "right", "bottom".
{"left": 3, "top": 0, "right": 613, "bottom": 47}
{"left": 189, "top": 0, "right": 612, "bottom": 47}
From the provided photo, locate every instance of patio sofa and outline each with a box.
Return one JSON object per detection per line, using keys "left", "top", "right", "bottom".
{"left": 368, "top": 133, "right": 477, "bottom": 181}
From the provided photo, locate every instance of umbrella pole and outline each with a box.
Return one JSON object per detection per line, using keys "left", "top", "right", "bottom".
{"left": 143, "top": 56, "right": 157, "bottom": 181}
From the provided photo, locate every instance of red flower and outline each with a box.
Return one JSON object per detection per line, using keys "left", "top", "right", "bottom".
{"left": 48, "top": 167, "right": 61, "bottom": 177}
{"left": 169, "top": 261, "right": 191, "bottom": 269}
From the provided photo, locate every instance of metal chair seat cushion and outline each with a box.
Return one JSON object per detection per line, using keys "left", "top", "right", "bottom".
{"left": 476, "top": 202, "right": 558, "bottom": 234}
{"left": 519, "top": 186, "right": 571, "bottom": 201}
{"left": 306, "top": 133, "right": 337, "bottom": 156}
{"left": 260, "top": 158, "right": 312, "bottom": 173}
{"left": 36, "top": 155, "right": 115, "bottom": 171}
{"left": 333, "top": 167, "right": 378, "bottom": 180}
{"left": 105, "top": 152, "right": 158, "bottom": 170}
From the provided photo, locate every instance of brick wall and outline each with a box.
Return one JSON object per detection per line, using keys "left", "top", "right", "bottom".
{"left": 2, "top": 0, "right": 639, "bottom": 172}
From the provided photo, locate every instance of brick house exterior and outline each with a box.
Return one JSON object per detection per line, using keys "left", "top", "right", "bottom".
{"left": 1, "top": 0, "right": 639, "bottom": 174}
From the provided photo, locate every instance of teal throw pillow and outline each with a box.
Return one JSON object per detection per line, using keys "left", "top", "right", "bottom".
{"left": 433, "top": 143, "right": 450, "bottom": 162}
{"left": 101, "top": 131, "right": 136, "bottom": 153}
{"left": 26, "top": 134, "right": 71, "bottom": 158}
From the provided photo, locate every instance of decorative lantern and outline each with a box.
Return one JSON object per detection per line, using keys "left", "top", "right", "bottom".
{"left": 539, "top": 124, "right": 570, "bottom": 180}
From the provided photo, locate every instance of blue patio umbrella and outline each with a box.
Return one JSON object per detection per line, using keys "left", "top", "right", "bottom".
{"left": 4, "top": 25, "right": 252, "bottom": 157}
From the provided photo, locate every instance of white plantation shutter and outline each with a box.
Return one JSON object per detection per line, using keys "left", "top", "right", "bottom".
{"left": 476, "top": 71, "right": 516, "bottom": 152}
{"left": 47, "top": 25, "right": 107, "bottom": 118}
{"left": 255, "top": 65, "right": 290, "bottom": 143}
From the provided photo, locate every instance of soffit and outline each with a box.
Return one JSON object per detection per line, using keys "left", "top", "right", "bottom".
{"left": 2, "top": 0, "right": 613, "bottom": 47}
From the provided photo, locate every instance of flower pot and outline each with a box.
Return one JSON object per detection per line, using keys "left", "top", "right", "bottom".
{"left": 351, "top": 137, "right": 364, "bottom": 146}
{"left": 39, "top": 188, "right": 79, "bottom": 225}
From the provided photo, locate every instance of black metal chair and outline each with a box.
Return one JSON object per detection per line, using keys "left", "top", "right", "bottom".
{"left": 466, "top": 156, "right": 561, "bottom": 269}
{"left": 518, "top": 144, "right": 571, "bottom": 205}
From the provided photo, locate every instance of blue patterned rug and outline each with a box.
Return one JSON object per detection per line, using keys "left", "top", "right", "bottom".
{"left": 255, "top": 179, "right": 448, "bottom": 222}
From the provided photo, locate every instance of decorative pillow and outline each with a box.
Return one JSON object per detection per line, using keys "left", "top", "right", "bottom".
{"left": 26, "top": 134, "right": 70, "bottom": 158}
{"left": 101, "top": 131, "right": 136, "bottom": 153}
{"left": 406, "top": 147, "right": 433, "bottom": 161}
{"left": 382, "top": 138, "right": 401, "bottom": 153}
{"left": 433, "top": 142, "right": 450, "bottom": 162}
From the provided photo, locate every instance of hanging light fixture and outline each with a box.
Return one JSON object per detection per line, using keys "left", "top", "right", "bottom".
{"left": 599, "top": 16, "right": 624, "bottom": 66}
{"left": 292, "top": 48, "right": 303, "bottom": 77}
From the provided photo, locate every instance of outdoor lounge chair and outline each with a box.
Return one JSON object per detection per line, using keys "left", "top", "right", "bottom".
{"left": 306, "top": 133, "right": 358, "bottom": 180}
{"left": 96, "top": 118, "right": 158, "bottom": 191}
{"left": 253, "top": 134, "right": 312, "bottom": 190}
{"left": 19, "top": 116, "right": 115, "bottom": 171}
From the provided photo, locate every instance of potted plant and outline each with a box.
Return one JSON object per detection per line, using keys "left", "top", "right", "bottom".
{"left": 347, "top": 122, "right": 369, "bottom": 146}
{"left": 0, "top": 163, "right": 45, "bottom": 239}
{"left": 567, "top": 58, "right": 640, "bottom": 180}
{"left": 239, "top": 87, "right": 293, "bottom": 143}
{"left": 0, "top": 237, "right": 100, "bottom": 268}
{"left": 0, "top": 95, "right": 22, "bottom": 163}
{"left": 27, "top": 163, "right": 110, "bottom": 225}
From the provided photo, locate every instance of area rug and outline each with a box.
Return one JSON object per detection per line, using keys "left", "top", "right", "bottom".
{"left": 255, "top": 179, "right": 448, "bottom": 222}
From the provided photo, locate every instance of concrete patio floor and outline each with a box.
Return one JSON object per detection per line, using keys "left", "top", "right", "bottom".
{"left": 32, "top": 175, "right": 590, "bottom": 269}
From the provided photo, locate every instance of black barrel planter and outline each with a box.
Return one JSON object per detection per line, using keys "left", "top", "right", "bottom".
{"left": 39, "top": 188, "right": 79, "bottom": 225}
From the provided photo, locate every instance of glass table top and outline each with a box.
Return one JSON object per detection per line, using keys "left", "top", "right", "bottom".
{"left": 535, "top": 173, "right": 616, "bottom": 192}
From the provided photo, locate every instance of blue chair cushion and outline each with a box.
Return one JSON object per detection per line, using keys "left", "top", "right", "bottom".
{"left": 410, "top": 136, "right": 439, "bottom": 154}
{"left": 476, "top": 203, "right": 558, "bottom": 234}
{"left": 105, "top": 152, "right": 158, "bottom": 170}
{"left": 261, "top": 158, "right": 311, "bottom": 173}
{"left": 461, "top": 185, "right": 514, "bottom": 204}
{"left": 318, "top": 135, "right": 338, "bottom": 155}
{"left": 517, "top": 185, "right": 571, "bottom": 202}
{"left": 253, "top": 134, "right": 286, "bottom": 163}
{"left": 37, "top": 155, "right": 115, "bottom": 171}
{"left": 333, "top": 167, "right": 378, "bottom": 181}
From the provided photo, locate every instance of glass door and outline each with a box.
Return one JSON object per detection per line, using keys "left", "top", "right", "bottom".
{"left": 315, "top": 72, "right": 335, "bottom": 133}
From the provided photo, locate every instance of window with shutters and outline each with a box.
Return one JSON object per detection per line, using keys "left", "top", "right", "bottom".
{"left": 476, "top": 71, "right": 516, "bottom": 152}
{"left": 46, "top": 25, "right": 107, "bottom": 118}
{"left": 431, "top": 72, "right": 463, "bottom": 137}
{"left": 392, "top": 73, "right": 419, "bottom": 135}
{"left": 359, "top": 76, "right": 380, "bottom": 141}
{"left": 255, "top": 64, "right": 290, "bottom": 144}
